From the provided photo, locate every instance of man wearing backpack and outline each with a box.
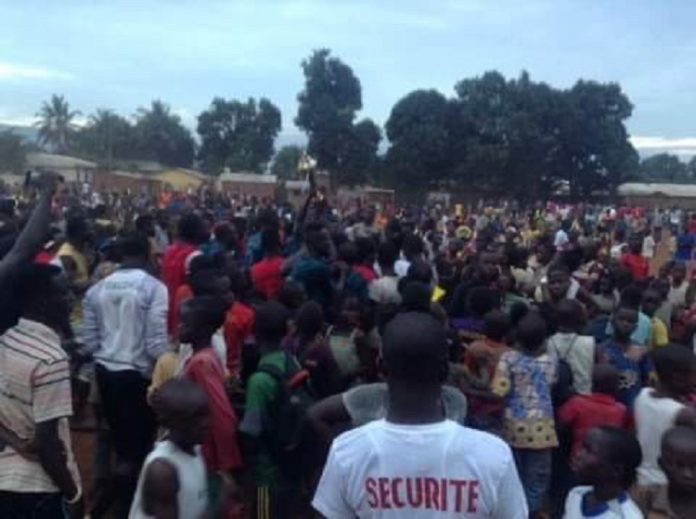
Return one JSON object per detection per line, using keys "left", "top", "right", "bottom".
{"left": 240, "top": 302, "right": 304, "bottom": 519}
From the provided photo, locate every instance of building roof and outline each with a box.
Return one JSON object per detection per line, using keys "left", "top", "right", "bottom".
{"left": 26, "top": 152, "right": 96, "bottom": 170}
{"left": 618, "top": 182, "right": 696, "bottom": 198}
{"left": 219, "top": 172, "right": 277, "bottom": 184}
{"left": 285, "top": 179, "right": 310, "bottom": 190}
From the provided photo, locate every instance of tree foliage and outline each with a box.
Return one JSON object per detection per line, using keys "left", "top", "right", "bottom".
{"left": 271, "top": 145, "right": 304, "bottom": 180}
{"left": 134, "top": 100, "right": 195, "bottom": 168}
{"left": 35, "top": 94, "right": 81, "bottom": 154}
{"left": 75, "top": 109, "right": 137, "bottom": 167}
{"left": 0, "top": 130, "right": 28, "bottom": 175}
{"left": 296, "top": 49, "right": 380, "bottom": 187}
{"left": 639, "top": 153, "right": 690, "bottom": 183}
{"left": 197, "top": 97, "right": 281, "bottom": 174}
{"left": 385, "top": 71, "right": 638, "bottom": 199}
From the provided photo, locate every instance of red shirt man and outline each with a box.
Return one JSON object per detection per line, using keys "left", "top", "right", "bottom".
{"left": 162, "top": 243, "right": 199, "bottom": 335}
{"left": 620, "top": 253, "right": 650, "bottom": 281}
{"left": 251, "top": 256, "right": 284, "bottom": 300}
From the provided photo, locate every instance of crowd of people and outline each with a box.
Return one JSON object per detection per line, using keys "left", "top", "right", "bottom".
{"left": 1, "top": 174, "right": 696, "bottom": 519}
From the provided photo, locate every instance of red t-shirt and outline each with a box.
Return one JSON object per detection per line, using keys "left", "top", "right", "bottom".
{"left": 558, "top": 393, "right": 629, "bottom": 458}
{"left": 224, "top": 302, "right": 255, "bottom": 378}
{"left": 184, "top": 347, "right": 242, "bottom": 472}
{"left": 251, "top": 256, "right": 284, "bottom": 300}
{"left": 34, "top": 251, "right": 54, "bottom": 264}
{"left": 620, "top": 253, "right": 650, "bottom": 281}
{"left": 162, "top": 242, "right": 198, "bottom": 335}
{"left": 353, "top": 264, "right": 377, "bottom": 284}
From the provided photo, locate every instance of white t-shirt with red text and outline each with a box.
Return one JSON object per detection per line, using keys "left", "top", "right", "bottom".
{"left": 312, "top": 419, "right": 527, "bottom": 518}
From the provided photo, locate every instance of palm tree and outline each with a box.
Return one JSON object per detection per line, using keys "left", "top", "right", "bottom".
{"left": 35, "top": 94, "right": 81, "bottom": 154}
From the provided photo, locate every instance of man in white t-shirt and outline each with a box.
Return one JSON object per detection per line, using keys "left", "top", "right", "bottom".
{"left": 633, "top": 345, "right": 696, "bottom": 515}
{"left": 642, "top": 230, "right": 656, "bottom": 260}
{"left": 312, "top": 312, "right": 527, "bottom": 518}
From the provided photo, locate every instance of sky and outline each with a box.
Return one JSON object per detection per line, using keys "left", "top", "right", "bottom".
{"left": 1, "top": 0, "right": 696, "bottom": 157}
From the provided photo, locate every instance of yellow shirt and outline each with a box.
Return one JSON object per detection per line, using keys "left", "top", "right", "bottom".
{"left": 651, "top": 317, "right": 669, "bottom": 349}
{"left": 147, "top": 351, "right": 180, "bottom": 400}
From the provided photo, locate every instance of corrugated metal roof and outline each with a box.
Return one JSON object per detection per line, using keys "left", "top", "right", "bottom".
{"left": 27, "top": 152, "right": 96, "bottom": 170}
{"left": 618, "top": 182, "right": 696, "bottom": 198}
{"left": 219, "top": 172, "right": 277, "bottom": 184}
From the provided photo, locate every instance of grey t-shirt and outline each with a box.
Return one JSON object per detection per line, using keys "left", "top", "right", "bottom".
{"left": 342, "top": 383, "right": 467, "bottom": 427}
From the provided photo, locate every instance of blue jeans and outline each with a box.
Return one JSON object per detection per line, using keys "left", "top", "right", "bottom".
{"left": 513, "top": 448, "right": 552, "bottom": 513}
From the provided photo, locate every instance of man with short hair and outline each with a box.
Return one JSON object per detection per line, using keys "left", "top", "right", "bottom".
{"left": 83, "top": 233, "right": 169, "bottom": 513}
{"left": 0, "top": 264, "right": 81, "bottom": 517}
{"left": 313, "top": 312, "right": 528, "bottom": 518}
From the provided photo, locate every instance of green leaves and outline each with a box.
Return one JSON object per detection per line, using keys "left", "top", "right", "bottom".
{"left": 295, "top": 49, "right": 380, "bottom": 187}
{"left": 197, "top": 97, "right": 281, "bottom": 174}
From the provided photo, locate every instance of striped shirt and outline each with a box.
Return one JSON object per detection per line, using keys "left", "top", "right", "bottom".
{"left": 0, "top": 318, "right": 80, "bottom": 493}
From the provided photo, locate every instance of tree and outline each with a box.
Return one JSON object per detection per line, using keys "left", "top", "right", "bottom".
{"left": 35, "top": 94, "right": 81, "bottom": 154}
{"left": 271, "top": 145, "right": 303, "bottom": 180}
{"left": 197, "top": 97, "right": 281, "bottom": 174}
{"left": 557, "top": 80, "right": 637, "bottom": 196}
{"left": 134, "top": 100, "right": 195, "bottom": 168}
{"left": 0, "top": 130, "right": 27, "bottom": 175}
{"left": 296, "top": 49, "right": 377, "bottom": 187}
{"left": 385, "top": 89, "right": 454, "bottom": 192}
{"left": 75, "top": 109, "right": 137, "bottom": 167}
{"left": 639, "top": 153, "right": 688, "bottom": 183}
{"left": 340, "top": 118, "right": 381, "bottom": 186}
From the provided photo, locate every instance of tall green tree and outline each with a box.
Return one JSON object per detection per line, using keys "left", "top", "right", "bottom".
{"left": 0, "top": 130, "right": 27, "bottom": 174}
{"left": 35, "top": 94, "right": 81, "bottom": 154}
{"left": 341, "top": 118, "right": 381, "bottom": 186}
{"left": 271, "top": 145, "right": 303, "bottom": 180}
{"left": 385, "top": 89, "right": 454, "bottom": 192}
{"left": 557, "top": 80, "right": 637, "bottom": 196}
{"left": 134, "top": 100, "right": 195, "bottom": 168}
{"left": 197, "top": 97, "right": 281, "bottom": 174}
{"left": 75, "top": 109, "right": 137, "bottom": 167}
{"left": 639, "top": 153, "right": 688, "bottom": 183}
{"left": 296, "top": 49, "right": 378, "bottom": 187}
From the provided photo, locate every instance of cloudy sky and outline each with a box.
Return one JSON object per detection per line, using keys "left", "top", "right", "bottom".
{"left": 1, "top": 0, "right": 695, "bottom": 156}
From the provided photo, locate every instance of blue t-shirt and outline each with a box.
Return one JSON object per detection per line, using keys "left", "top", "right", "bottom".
{"left": 675, "top": 233, "right": 694, "bottom": 262}
{"left": 603, "top": 341, "right": 653, "bottom": 408}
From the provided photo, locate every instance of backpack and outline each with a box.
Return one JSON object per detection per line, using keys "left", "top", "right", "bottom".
{"left": 257, "top": 352, "right": 315, "bottom": 474}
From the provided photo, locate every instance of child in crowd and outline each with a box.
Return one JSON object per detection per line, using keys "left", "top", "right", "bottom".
{"left": 655, "top": 426, "right": 696, "bottom": 519}
{"left": 564, "top": 426, "right": 643, "bottom": 518}
{"left": 130, "top": 379, "right": 227, "bottom": 518}
{"left": 450, "top": 286, "right": 501, "bottom": 344}
{"left": 558, "top": 364, "right": 629, "bottom": 460}
{"left": 492, "top": 310, "right": 558, "bottom": 516}
{"left": 239, "top": 302, "right": 299, "bottom": 519}
{"left": 224, "top": 266, "right": 255, "bottom": 380}
{"left": 250, "top": 229, "right": 285, "bottom": 300}
{"left": 634, "top": 345, "right": 696, "bottom": 516}
{"left": 549, "top": 299, "right": 598, "bottom": 395}
{"left": 603, "top": 305, "right": 654, "bottom": 408}
{"left": 180, "top": 296, "right": 243, "bottom": 481}
{"left": 287, "top": 301, "right": 342, "bottom": 398}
